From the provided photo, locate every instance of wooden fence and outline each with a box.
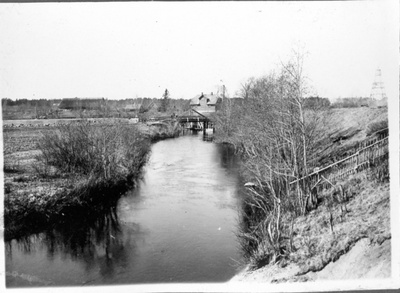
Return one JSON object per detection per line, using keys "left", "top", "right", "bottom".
{"left": 290, "top": 130, "right": 389, "bottom": 190}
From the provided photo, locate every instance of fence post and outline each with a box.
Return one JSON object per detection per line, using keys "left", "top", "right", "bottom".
{"left": 355, "top": 151, "right": 359, "bottom": 172}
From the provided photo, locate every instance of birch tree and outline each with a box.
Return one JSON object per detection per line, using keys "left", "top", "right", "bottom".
{"left": 223, "top": 53, "right": 330, "bottom": 265}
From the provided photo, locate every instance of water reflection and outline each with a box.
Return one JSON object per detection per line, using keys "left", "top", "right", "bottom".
{"left": 44, "top": 205, "right": 121, "bottom": 260}
{"left": 180, "top": 129, "right": 214, "bottom": 142}
{"left": 6, "top": 201, "right": 141, "bottom": 286}
{"left": 203, "top": 132, "right": 214, "bottom": 142}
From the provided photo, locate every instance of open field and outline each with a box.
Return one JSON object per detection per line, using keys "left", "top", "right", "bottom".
{"left": 3, "top": 127, "right": 49, "bottom": 155}
{"left": 2, "top": 117, "right": 137, "bottom": 128}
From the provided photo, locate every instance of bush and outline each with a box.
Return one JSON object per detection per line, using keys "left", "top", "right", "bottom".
{"left": 149, "top": 121, "right": 182, "bottom": 142}
{"left": 37, "top": 121, "right": 151, "bottom": 182}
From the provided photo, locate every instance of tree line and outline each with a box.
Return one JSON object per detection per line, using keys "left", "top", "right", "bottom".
{"left": 2, "top": 92, "right": 191, "bottom": 120}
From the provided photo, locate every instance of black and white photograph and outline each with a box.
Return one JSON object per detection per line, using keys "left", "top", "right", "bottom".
{"left": 0, "top": 0, "right": 399, "bottom": 291}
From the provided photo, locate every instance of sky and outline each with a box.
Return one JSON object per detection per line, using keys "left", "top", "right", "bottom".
{"left": 0, "top": 1, "right": 398, "bottom": 101}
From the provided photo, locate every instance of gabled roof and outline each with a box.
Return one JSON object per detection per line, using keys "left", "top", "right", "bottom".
{"left": 190, "top": 93, "right": 221, "bottom": 105}
{"left": 190, "top": 94, "right": 203, "bottom": 106}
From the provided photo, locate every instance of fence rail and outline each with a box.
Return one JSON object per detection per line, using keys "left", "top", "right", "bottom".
{"left": 290, "top": 132, "right": 389, "bottom": 189}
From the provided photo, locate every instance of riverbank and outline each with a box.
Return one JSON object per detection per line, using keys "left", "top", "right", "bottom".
{"left": 212, "top": 106, "right": 391, "bottom": 283}
{"left": 231, "top": 171, "right": 391, "bottom": 282}
{"left": 3, "top": 121, "right": 180, "bottom": 241}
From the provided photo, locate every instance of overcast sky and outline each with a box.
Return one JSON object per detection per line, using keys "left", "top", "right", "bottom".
{"left": 0, "top": 1, "right": 398, "bottom": 100}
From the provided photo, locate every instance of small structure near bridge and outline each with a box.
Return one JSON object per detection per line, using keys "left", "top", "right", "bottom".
{"left": 189, "top": 92, "right": 222, "bottom": 117}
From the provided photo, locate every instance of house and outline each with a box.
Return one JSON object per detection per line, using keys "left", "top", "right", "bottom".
{"left": 189, "top": 92, "right": 222, "bottom": 116}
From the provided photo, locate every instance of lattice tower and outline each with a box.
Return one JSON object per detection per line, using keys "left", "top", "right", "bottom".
{"left": 370, "top": 68, "right": 387, "bottom": 100}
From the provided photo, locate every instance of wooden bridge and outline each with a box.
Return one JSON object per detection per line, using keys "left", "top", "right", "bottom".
{"left": 177, "top": 116, "right": 214, "bottom": 132}
{"left": 150, "top": 109, "right": 215, "bottom": 133}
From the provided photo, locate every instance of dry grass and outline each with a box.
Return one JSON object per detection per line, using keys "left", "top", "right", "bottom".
{"left": 312, "top": 107, "right": 388, "bottom": 166}
{"left": 283, "top": 171, "right": 390, "bottom": 279}
{"left": 327, "top": 107, "right": 388, "bottom": 138}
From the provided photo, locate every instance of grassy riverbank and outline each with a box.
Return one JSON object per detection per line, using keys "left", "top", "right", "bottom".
{"left": 3, "top": 121, "right": 180, "bottom": 241}
{"left": 213, "top": 104, "right": 390, "bottom": 281}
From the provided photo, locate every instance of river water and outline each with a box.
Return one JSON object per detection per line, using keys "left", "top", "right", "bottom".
{"left": 5, "top": 133, "right": 245, "bottom": 287}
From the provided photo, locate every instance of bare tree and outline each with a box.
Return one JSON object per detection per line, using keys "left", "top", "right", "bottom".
{"left": 239, "top": 77, "right": 256, "bottom": 100}
{"left": 218, "top": 53, "right": 330, "bottom": 265}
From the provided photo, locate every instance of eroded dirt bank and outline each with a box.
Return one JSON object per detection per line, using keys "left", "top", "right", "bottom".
{"left": 232, "top": 238, "right": 391, "bottom": 282}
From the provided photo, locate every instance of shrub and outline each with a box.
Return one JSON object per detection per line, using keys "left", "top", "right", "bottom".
{"left": 148, "top": 120, "right": 182, "bottom": 142}
{"left": 37, "top": 121, "right": 151, "bottom": 182}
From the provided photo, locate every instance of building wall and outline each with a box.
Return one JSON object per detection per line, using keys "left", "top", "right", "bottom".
{"left": 191, "top": 101, "right": 216, "bottom": 114}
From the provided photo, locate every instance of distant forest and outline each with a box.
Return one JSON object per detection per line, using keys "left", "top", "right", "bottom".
{"left": 2, "top": 97, "right": 191, "bottom": 120}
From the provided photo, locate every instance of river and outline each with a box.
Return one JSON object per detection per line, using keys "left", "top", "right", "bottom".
{"left": 5, "top": 133, "right": 245, "bottom": 287}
